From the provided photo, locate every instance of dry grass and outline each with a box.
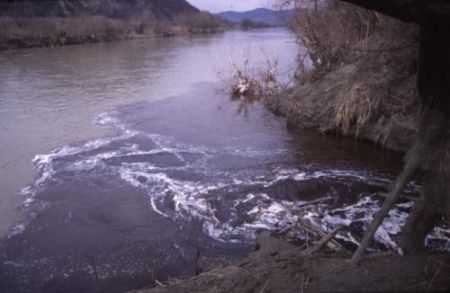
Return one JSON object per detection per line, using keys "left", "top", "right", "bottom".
{"left": 219, "top": 52, "right": 282, "bottom": 97}
{"left": 153, "top": 12, "right": 224, "bottom": 37}
{"left": 0, "top": 10, "right": 224, "bottom": 49}
{"left": 330, "top": 82, "right": 385, "bottom": 136}
{"left": 282, "top": 0, "right": 420, "bottom": 142}
{"left": 317, "top": 53, "right": 418, "bottom": 142}
{"left": 290, "top": 0, "right": 417, "bottom": 77}
{"left": 0, "top": 13, "right": 154, "bottom": 49}
{"left": 2, "top": 11, "right": 154, "bottom": 37}
{"left": 175, "top": 12, "right": 223, "bottom": 34}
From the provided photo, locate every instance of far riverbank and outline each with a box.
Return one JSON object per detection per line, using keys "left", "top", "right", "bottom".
{"left": 0, "top": 13, "right": 225, "bottom": 51}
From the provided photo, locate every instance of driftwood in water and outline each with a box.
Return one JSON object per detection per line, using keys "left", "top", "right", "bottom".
{"left": 277, "top": 227, "right": 342, "bottom": 262}
{"left": 302, "top": 227, "right": 342, "bottom": 257}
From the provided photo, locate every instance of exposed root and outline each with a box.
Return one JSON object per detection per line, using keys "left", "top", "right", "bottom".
{"left": 350, "top": 141, "right": 421, "bottom": 264}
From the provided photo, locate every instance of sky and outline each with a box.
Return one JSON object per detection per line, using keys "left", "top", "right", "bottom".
{"left": 186, "top": 0, "right": 275, "bottom": 13}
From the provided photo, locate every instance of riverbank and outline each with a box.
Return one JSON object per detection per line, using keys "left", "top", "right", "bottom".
{"left": 264, "top": 46, "right": 419, "bottom": 152}
{"left": 262, "top": 4, "right": 420, "bottom": 153}
{"left": 0, "top": 14, "right": 225, "bottom": 51}
{"left": 135, "top": 232, "right": 450, "bottom": 292}
{"left": 127, "top": 9, "right": 449, "bottom": 293}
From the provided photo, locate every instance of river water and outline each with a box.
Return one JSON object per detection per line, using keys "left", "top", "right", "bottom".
{"left": 0, "top": 29, "right": 448, "bottom": 292}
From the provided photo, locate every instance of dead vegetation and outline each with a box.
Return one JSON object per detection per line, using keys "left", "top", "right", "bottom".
{"left": 0, "top": 13, "right": 154, "bottom": 49}
{"left": 268, "top": 0, "right": 420, "bottom": 150}
{"left": 278, "top": 0, "right": 450, "bottom": 266}
{"left": 136, "top": 231, "right": 450, "bottom": 293}
{"left": 320, "top": 54, "right": 418, "bottom": 139}
{"left": 288, "top": 0, "right": 417, "bottom": 76}
{"left": 219, "top": 52, "right": 283, "bottom": 98}
{"left": 175, "top": 12, "right": 223, "bottom": 34}
{"left": 153, "top": 12, "right": 225, "bottom": 37}
{"left": 0, "top": 10, "right": 225, "bottom": 50}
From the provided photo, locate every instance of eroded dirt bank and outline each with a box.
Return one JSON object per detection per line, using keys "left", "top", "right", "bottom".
{"left": 135, "top": 233, "right": 450, "bottom": 293}
{"left": 263, "top": 5, "right": 420, "bottom": 153}
{"left": 265, "top": 45, "right": 419, "bottom": 153}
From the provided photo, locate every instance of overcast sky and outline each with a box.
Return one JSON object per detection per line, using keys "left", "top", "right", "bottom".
{"left": 187, "top": 0, "right": 275, "bottom": 13}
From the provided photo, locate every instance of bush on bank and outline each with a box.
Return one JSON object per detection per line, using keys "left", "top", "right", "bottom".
{"left": 276, "top": 0, "right": 420, "bottom": 151}
{"left": 0, "top": 10, "right": 225, "bottom": 50}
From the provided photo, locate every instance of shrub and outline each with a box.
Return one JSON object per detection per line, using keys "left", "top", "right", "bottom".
{"left": 219, "top": 53, "right": 281, "bottom": 97}
{"left": 278, "top": 0, "right": 420, "bottom": 142}
{"left": 286, "top": 0, "right": 417, "bottom": 77}
{"left": 0, "top": 10, "right": 156, "bottom": 49}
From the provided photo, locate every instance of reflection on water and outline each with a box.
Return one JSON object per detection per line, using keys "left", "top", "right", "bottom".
{"left": 0, "top": 29, "right": 448, "bottom": 293}
{"left": 0, "top": 29, "right": 298, "bottom": 235}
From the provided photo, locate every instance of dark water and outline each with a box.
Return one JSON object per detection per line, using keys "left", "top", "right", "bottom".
{"left": 0, "top": 30, "right": 448, "bottom": 293}
{"left": 0, "top": 28, "right": 297, "bottom": 235}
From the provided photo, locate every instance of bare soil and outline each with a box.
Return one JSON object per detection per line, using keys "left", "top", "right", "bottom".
{"left": 134, "top": 233, "right": 450, "bottom": 293}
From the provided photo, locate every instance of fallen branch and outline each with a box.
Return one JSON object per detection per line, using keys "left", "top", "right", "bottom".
{"left": 278, "top": 227, "right": 342, "bottom": 261}
{"left": 83, "top": 254, "right": 102, "bottom": 293}
{"left": 278, "top": 217, "right": 343, "bottom": 252}
{"left": 375, "top": 192, "right": 417, "bottom": 202}
{"left": 427, "top": 263, "right": 443, "bottom": 293}
{"left": 298, "top": 218, "right": 343, "bottom": 252}
{"left": 259, "top": 279, "right": 269, "bottom": 293}
{"left": 302, "top": 227, "right": 342, "bottom": 257}
{"left": 350, "top": 135, "right": 423, "bottom": 265}
{"left": 154, "top": 279, "right": 165, "bottom": 288}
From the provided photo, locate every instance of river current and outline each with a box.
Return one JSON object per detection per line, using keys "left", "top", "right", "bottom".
{"left": 0, "top": 29, "right": 448, "bottom": 292}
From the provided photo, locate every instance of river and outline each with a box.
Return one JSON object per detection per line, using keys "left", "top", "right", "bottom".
{"left": 0, "top": 29, "right": 447, "bottom": 292}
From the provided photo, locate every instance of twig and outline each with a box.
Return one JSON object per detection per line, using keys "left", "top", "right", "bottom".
{"left": 278, "top": 227, "right": 342, "bottom": 261}
{"left": 297, "top": 218, "right": 343, "bottom": 251}
{"left": 350, "top": 144, "right": 421, "bottom": 265}
{"left": 259, "top": 279, "right": 269, "bottom": 293}
{"left": 343, "top": 39, "right": 418, "bottom": 53}
{"left": 300, "top": 275, "right": 310, "bottom": 293}
{"left": 430, "top": 258, "right": 450, "bottom": 268}
{"left": 155, "top": 279, "right": 165, "bottom": 287}
{"left": 376, "top": 192, "right": 416, "bottom": 202}
{"left": 318, "top": 267, "right": 346, "bottom": 282}
{"left": 427, "top": 263, "right": 443, "bottom": 293}
{"left": 407, "top": 277, "right": 450, "bottom": 289}
{"left": 83, "top": 254, "right": 102, "bottom": 293}
{"left": 192, "top": 217, "right": 202, "bottom": 275}
{"left": 302, "top": 227, "right": 341, "bottom": 256}
{"left": 297, "top": 196, "right": 332, "bottom": 208}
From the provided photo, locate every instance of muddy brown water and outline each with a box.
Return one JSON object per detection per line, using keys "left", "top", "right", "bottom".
{"left": 0, "top": 29, "right": 438, "bottom": 293}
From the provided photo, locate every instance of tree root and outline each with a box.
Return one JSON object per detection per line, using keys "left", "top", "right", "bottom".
{"left": 350, "top": 139, "right": 422, "bottom": 265}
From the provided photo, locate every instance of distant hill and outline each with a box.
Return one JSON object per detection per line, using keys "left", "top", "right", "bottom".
{"left": 0, "top": 0, "right": 199, "bottom": 19}
{"left": 215, "top": 8, "right": 294, "bottom": 26}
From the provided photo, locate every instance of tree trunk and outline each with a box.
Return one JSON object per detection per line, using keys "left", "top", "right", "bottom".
{"left": 350, "top": 18, "right": 450, "bottom": 263}
{"left": 401, "top": 23, "right": 450, "bottom": 252}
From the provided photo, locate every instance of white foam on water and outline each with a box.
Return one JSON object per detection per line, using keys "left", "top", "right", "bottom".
{"left": 150, "top": 197, "right": 170, "bottom": 218}
{"left": 115, "top": 158, "right": 449, "bottom": 252}
{"left": 224, "top": 147, "right": 289, "bottom": 158}
{"left": 15, "top": 111, "right": 447, "bottom": 253}
{"left": 18, "top": 111, "right": 142, "bottom": 205}
{"left": 265, "top": 167, "right": 398, "bottom": 191}
{"left": 244, "top": 197, "right": 296, "bottom": 231}
{"left": 300, "top": 195, "right": 449, "bottom": 253}
{"left": 8, "top": 224, "right": 26, "bottom": 238}
{"left": 426, "top": 227, "right": 450, "bottom": 252}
